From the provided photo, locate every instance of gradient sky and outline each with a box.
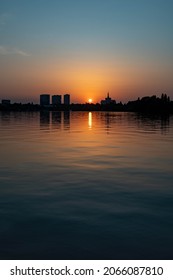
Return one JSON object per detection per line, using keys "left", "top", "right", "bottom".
{"left": 0, "top": 0, "right": 173, "bottom": 103}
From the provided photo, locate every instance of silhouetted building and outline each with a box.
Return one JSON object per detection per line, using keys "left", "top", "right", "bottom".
{"left": 2, "top": 99, "right": 11, "bottom": 105}
{"left": 64, "top": 94, "right": 70, "bottom": 105}
{"left": 101, "top": 92, "right": 116, "bottom": 105}
{"left": 52, "top": 95, "right": 61, "bottom": 105}
{"left": 40, "top": 94, "right": 50, "bottom": 106}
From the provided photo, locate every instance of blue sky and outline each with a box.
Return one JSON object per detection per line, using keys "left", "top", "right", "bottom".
{"left": 0, "top": 0, "right": 173, "bottom": 103}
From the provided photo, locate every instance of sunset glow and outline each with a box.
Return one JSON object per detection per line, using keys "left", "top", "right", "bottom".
{"left": 0, "top": 1, "right": 173, "bottom": 104}
{"left": 1, "top": 0, "right": 173, "bottom": 263}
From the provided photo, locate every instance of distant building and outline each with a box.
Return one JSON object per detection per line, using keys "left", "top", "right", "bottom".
{"left": 64, "top": 94, "right": 70, "bottom": 105}
{"left": 52, "top": 95, "right": 61, "bottom": 105}
{"left": 40, "top": 94, "right": 50, "bottom": 106}
{"left": 101, "top": 92, "right": 116, "bottom": 105}
{"left": 1, "top": 99, "right": 11, "bottom": 105}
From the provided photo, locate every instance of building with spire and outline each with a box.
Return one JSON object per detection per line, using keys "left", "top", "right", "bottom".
{"left": 101, "top": 92, "right": 116, "bottom": 105}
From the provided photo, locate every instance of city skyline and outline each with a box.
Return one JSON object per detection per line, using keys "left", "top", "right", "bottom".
{"left": 0, "top": 0, "right": 173, "bottom": 104}
{"left": 40, "top": 93, "right": 70, "bottom": 106}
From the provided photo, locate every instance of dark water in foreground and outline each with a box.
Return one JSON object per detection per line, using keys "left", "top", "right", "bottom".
{"left": 0, "top": 111, "right": 173, "bottom": 259}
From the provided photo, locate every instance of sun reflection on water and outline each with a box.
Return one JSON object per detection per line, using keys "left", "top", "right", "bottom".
{"left": 88, "top": 112, "right": 92, "bottom": 129}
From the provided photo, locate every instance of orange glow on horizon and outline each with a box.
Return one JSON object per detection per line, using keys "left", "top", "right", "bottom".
{"left": 3, "top": 53, "right": 172, "bottom": 104}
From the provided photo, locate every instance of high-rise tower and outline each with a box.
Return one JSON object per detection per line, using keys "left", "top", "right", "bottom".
{"left": 64, "top": 94, "right": 70, "bottom": 105}
{"left": 40, "top": 94, "right": 50, "bottom": 106}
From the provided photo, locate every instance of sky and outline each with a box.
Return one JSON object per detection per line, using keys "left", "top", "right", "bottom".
{"left": 0, "top": 0, "right": 173, "bottom": 104}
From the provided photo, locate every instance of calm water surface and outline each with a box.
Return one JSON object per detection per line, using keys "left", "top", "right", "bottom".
{"left": 0, "top": 111, "right": 173, "bottom": 259}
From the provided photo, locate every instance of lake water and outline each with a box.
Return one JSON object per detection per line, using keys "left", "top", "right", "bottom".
{"left": 0, "top": 111, "right": 173, "bottom": 260}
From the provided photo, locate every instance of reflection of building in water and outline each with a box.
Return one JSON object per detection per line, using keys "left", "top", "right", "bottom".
{"left": 88, "top": 112, "right": 92, "bottom": 129}
{"left": 0, "top": 111, "right": 11, "bottom": 123}
{"left": 134, "top": 113, "right": 170, "bottom": 135}
{"left": 40, "top": 94, "right": 50, "bottom": 106}
{"left": 64, "top": 94, "right": 70, "bottom": 105}
{"left": 40, "top": 111, "right": 50, "bottom": 129}
{"left": 63, "top": 111, "right": 70, "bottom": 129}
{"left": 160, "top": 115, "right": 170, "bottom": 134}
{"left": 105, "top": 112, "right": 110, "bottom": 134}
{"left": 52, "top": 111, "right": 62, "bottom": 129}
{"left": 40, "top": 111, "right": 71, "bottom": 130}
{"left": 52, "top": 95, "right": 61, "bottom": 105}
{"left": 99, "top": 112, "right": 112, "bottom": 134}
{"left": 101, "top": 92, "right": 116, "bottom": 105}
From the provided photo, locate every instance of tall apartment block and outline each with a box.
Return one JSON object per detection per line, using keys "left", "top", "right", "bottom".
{"left": 52, "top": 95, "right": 62, "bottom": 105}
{"left": 40, "top": 94, "right": 50, "bottom": 106}
{"left": 64, "top": 94, "right": 70, "bottom": 105}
